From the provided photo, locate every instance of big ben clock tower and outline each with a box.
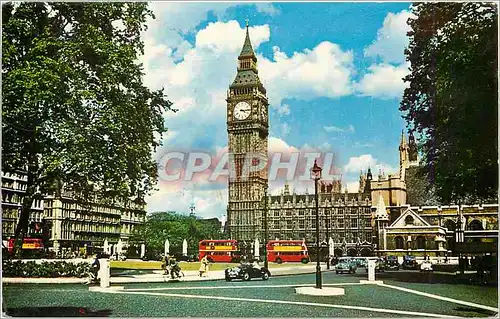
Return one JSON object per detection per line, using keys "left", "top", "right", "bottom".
{"left": 227, "top": 21, "right": 269, "bottom": 242}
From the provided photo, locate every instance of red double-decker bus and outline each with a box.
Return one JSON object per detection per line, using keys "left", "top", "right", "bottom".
{"left": 267, "top": 240, "right": 309, "bottom": 264}
{"left": 199, "top": 239, "right": 240, "bottom": 263}
{"left": 7, "top": 237, "right": 44, "bottom": 256}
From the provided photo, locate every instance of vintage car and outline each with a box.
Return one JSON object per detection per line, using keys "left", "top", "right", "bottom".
{"left": 335, "top": 260, "right": 357, "bottom": 274}
{"left": 355, "top": 258, "right": 368, "bottom": 268}
{"left": 225, "top": 263, "right": 271, "bottom": 281}
{"left": 402, "top": 255, "right": 419, "bottom": 270}
{"left": 386, "top": 256, "right": 400, "bottom": 270}
{"left": 365, "top": 258, "right": 386, "bottom": 273}
{"left": 420, "top": 260, "right": 433, "bottom": 272}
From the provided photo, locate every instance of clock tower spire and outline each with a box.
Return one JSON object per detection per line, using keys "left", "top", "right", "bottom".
{"left": 227, "top": 22, "right": 269, "bottom": 243}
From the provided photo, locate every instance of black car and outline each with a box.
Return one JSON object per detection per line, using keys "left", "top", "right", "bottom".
{"left": 225, "top": 263, "right": 271, "bottom": 281}
{"left": 386, "top": 256, "right": 400, "bottom": 270}
{"left": 402, "top": 255, "right": 418, "bottom": 270}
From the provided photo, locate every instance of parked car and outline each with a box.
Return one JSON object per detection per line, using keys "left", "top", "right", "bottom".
{"left": 225, "top": 262, "right": 271, "bottom": 281}
{"left": 335, "top": 260, "right": 357, "bottom": 274}
{"left": 420, "top": 260, "right": 433, "bottom": 272}
{"left": 386, "top": 256, "right": 400, "bottom": 270}
{"left": 141, "top": 251, "right": 162, "bottom": 261}
{"left": 366, "top": 258, "right": 386, "bottom": 272}
{"left": 354, "top": 258, "right": 368, "bottom": 268}
{"left": 402, "top": 255, "right": 419, "bottom": 270}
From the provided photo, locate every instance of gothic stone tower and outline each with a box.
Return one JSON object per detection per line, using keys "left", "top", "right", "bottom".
{"left": 226, "top": 23, "right": 269, "bottom": 241}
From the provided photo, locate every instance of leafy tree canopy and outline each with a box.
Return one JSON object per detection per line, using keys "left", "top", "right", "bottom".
{"left": 2, "top": 2, "right": 175, "bottom": 240}
{"left": 130, "top": 212, "right": 225, "bottom": 255}
{"left": 400, "top": 2, "right": 498, "bottom": 204}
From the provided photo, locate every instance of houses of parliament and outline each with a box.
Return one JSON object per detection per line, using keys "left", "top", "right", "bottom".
{"left": 226, "top": 24, "right": 498, "bottom": 257}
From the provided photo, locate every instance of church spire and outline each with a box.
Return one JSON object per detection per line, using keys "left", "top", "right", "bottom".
{"left": 400, "top": 129, "right": 407, "bottom": 146}
{"left": 239, "top": 19, "right": 256, "bottom": 59}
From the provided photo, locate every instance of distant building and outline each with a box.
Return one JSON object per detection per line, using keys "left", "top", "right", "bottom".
{"left": 1, "top": 171, "right": 146, "bottom": 254}
{"left": 225, "top": 24, "right": 497, "bottom": 258}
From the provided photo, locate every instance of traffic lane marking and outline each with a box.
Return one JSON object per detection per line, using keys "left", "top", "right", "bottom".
{"left": 101, "top": 289, "right": 456, "bottom": 318}
{"left": 379, "top": 283, "right": 498, "bottom": 313}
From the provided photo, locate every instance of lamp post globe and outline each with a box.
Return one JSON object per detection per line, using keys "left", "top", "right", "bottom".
{"left": 310, "top": 160, "right": 323, "bottom": 289}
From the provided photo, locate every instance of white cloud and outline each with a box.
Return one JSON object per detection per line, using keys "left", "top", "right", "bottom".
{"left": 364, "top": 10, "right": 414, "bottom": 64}
{"left": 259, "top": 42, "right": 354, "bottom": 108}
{"left": 355, "top": 63, "right": 409, "bottom": 99}
{"left": 324, "top": 124, "right": 355, "bottom": 133}
{"left": 343, "top": 154, "right": 396, "bottom": 177}
{"left": 280, "top": 123, "right": 291, "bottom": 137}
{"left": 275, "top": 103, "right": 290, "bottom": 116}
{"left": 255, "top": 3, "right": 280, "bottom": 16}
{"left": 346, "top": 181, "right": 359, "bottom": 193}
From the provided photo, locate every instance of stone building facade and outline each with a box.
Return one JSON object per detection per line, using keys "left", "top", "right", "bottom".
{"left": 1, "top": 171, "right": 146, "bottom": 254}
{"left": 264, "top": 182, "right": 374, "bottom": 257}
{"left": 225, "top": 24, "right": 497, "bottom": 258}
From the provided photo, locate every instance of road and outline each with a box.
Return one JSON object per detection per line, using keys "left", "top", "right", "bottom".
{"left": 3, "top": 271, "right": 498, "bottom": 317}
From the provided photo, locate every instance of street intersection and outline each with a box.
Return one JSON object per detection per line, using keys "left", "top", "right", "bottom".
{"left": 3, "top": 270, "right": 498, "bottom": 317}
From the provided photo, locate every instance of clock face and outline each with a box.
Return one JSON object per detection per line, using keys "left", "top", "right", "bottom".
{"left": 234, "top": 101, "right": 251, "bottom": 120}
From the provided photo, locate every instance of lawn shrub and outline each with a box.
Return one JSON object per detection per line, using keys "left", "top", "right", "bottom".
{"left": 2, "top": 260, "right": 92, "bottom": 278}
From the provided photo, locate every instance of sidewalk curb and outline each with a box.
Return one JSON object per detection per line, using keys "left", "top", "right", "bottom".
{"left": 2, "top": 267, "right": 329, "bottom": 284}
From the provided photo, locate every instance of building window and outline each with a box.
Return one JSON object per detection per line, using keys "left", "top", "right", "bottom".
{"left": 444, "top": 220, "right": 456, "bottom": 231}
{"left": 395, "top": 236, "right": 404, "bottom": 249}
{"left": 351, "top": 219, "right": 357, "bottom": 228}
{"left": 469, "top": 220, "right": 483, "bottom": 231}
{"left": 405, "top": 215, "right": 414, "bottom": 225}
{"left": 416, "top": 236, "right": 426, "bottom": 249}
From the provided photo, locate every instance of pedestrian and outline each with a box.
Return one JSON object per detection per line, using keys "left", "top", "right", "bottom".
{"left": 199, "top": 255, "right": 209, "bottom": 277}
{"left": 88, "top": 254, "right": 100, "bottom": 284}
{"left": 161, "top": 254, "right": 169, "bottom": 275}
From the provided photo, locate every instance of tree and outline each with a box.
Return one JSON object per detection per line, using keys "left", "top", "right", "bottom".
{"left": 130, "top": 212, "right": 224, "bottom": 256}
{"left": 400, "top": 3, "right": 498, "bottom": 204}
{"left": 2, "top": 3, "right": 175, "bottom": 252}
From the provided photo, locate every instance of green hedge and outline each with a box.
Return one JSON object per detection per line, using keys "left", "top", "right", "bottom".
{"left": 2, "top": 260, "right": 92, "bottom": 278}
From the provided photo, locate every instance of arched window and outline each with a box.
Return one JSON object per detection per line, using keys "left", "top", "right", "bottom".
{"left": 405, "top": 215, "right": 415, "bottom": 225}
{"left": 444, "top": 219, "right": 456, "bottom": 231}
{"left": 416, "top": 236, "right": 426, "bottom": 249}
{"left": 469, "top": 220, "right": 483, "bottom": 231}
{"left": 395, "top": 236, "right": 404, "bottom": 249}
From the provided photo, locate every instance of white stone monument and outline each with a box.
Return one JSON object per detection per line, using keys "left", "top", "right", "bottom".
{"left": 254, "top": 238, "right": 260, "bottom": 258}
{"left": 99, "top": 259, "right": 110, "bottom": 288}
{"left": 182, "top": 239, "right": 188, "bottom": 256}
{"left": 164, "top": 239, "right": 170, "bottom": 256}
{"left": 367, "top": 259, "right": 376, "bottom": 281}
{"left": 140, "top": 243, "right": 146, "bottom": 258}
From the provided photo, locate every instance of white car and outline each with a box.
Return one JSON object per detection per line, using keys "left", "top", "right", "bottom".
{"left": 420, "top": 260, "right": 433, "bottom": 272}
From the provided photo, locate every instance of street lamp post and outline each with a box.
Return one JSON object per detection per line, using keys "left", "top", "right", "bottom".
{"left": 264, "top": 186, "right": 269, "bottom": 269}
{"left": 310, "top": 160, "right": 323, "bottom": 289}
{"left": 326, "top": 215, "right": 330, "bottom": 270}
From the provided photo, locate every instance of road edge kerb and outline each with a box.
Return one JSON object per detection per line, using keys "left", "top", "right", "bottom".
{"left": 2, "top": 269, "right": 329, "bottom": 284}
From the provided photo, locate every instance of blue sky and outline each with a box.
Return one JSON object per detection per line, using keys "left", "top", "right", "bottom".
{"left": 141, "top": 2, "right": 414, "bottom": 219}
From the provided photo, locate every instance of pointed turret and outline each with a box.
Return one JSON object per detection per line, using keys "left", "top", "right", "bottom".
{"left": 399, "top": 129, "right": 407, "bottom": 148}
{"left": 284, "top": 181, "right": 290, "bottom": 195}
{"left": 408, "top": 131, "right": 418, "bottom": 162}
{"left": 239, "top": 20, "right": 256, "bottom": 59}
{"left": 375, "top": 194, "right": 388, "bottom": 220}
{"left": 230, "top": 20, "right": 265, "bottom": 92}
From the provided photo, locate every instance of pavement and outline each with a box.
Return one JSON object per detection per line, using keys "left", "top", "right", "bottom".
{"left": 2, "top": 264, "right": 331, "bottom": 284}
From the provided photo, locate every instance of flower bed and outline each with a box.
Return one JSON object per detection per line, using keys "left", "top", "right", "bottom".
{"left": 2, "top": 260, "right": 91, "bottom": 278}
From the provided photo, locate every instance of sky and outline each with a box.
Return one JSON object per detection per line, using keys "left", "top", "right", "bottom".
{"left": 141, "top": 2, "right": 414, "bottom": 220}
